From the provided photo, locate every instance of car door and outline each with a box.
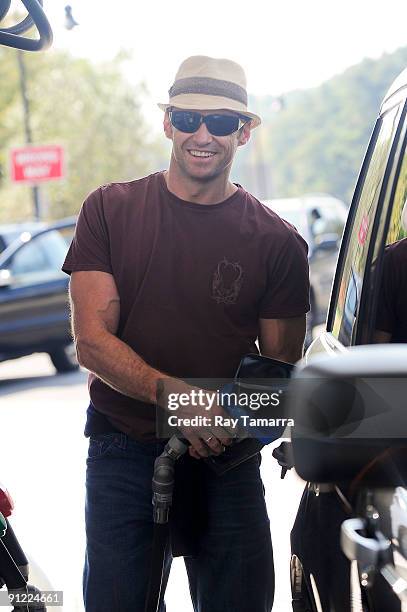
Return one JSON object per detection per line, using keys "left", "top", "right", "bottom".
{"left": 291, "top": 83, "right": 407, "bottom": 611}
{"left": 357, "top": 97, "right": 407, "bottom": 610}
{"left": 0, "top": 228, "right": 71, "bottom": 359}
{"left": 307, "top": 97, "right": 406, "bottom": 360}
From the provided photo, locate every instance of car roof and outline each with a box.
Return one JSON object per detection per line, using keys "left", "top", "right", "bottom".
{"left": 46, "top": 215, "right": 76, "bottom": 230}
{"left": 263, "top": 194, "right": 347, "bottom": 214}
{"left": 381, "top": 67, "right": 407, "bottom": 111}
{"left": 0, "top": 221, "right": 46, "bottom": 242}
{"left": 0, "top": 217, "right": 76, "bottom": 266}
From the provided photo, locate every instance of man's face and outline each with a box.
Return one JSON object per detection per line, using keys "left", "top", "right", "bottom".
{"left": 163, "top": 108, "right": 251, "bottom": 182}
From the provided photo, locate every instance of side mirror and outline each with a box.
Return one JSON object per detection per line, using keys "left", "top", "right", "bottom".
{"left": 313, "top": 233, "right": 339, "bottom": 252}
{"left": 0, "top": 270, "right": 12, "bottom": 288}
{"left": 288, "top": 345, "right": 407, "bottom": 487}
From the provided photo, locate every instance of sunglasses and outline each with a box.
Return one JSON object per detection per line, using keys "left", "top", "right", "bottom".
{"left": 169, "top": 110, "right": 249, "bottom": 136}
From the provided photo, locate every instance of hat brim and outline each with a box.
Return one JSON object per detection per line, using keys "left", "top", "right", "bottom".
{"left": 158, "top": 94, "right": 261, "bottom": 129}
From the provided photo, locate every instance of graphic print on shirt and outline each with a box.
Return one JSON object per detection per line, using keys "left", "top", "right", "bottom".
{"left": 211, "top": 257, "right": 244, "bottom": 305}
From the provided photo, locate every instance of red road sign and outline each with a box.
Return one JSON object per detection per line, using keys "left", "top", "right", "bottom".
{"left": 10, "top": 145, "right": 64, "bottom": 183}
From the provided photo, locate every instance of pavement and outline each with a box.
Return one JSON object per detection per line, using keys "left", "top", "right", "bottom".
{"left": 0, "top": 353, "right": 306, "bottom": 611}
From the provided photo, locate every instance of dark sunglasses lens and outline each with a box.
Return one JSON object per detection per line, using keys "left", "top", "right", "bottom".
{"left": 171, "top": 111, "right": 201, "bottom": 133}
{"left": 205, "top": 114, "right": 240, "bottom": 136}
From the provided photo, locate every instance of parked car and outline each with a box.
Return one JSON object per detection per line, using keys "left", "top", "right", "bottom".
{"left": 0, "top": 218, "right": 77, "bottom": 373}
{"left": 0, "top": 222, "right": 46, "bottom": 255}
{"left": 287, "top": 67, "right": 407, "bottom": 611}
{"left": 262, "top": 195, "right": 348, "bottom": 335}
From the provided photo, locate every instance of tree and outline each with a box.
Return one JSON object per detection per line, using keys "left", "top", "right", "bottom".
{"left": 234, "top": 46, "right": 407, "bottom": 204}
{"left": 0, "top": 48, "right": 166, "bottom": 221}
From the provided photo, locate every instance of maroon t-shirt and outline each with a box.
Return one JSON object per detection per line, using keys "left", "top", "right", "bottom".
{"left": 376, "top": 238, "right": 407, "bottom": 343}
{"left": 62, "top": 171, "right": 310, "bottom": 439}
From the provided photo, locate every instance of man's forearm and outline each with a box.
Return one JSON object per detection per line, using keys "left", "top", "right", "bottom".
{"left": 76, "top": 330, "right": 171, "bottom": 405}
{"left": 259, "top": 316, "right": 306, "bottom": 364}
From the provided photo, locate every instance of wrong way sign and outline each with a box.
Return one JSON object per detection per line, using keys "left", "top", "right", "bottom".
{"left": 10, "top": 145, "right": 64, "bottom": 183}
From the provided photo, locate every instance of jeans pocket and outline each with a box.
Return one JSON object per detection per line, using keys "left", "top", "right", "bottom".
{"left": 87, "top": 433, "right": 120, "bottom": 461}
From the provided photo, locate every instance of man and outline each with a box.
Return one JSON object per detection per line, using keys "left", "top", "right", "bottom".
{"left": 63, "top": 55, "right": 310, "bottom": 611}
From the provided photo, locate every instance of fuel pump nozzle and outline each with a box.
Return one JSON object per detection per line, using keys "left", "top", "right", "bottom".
{"left": 152, "top": 437, "right": 189, "bottom": 524}
{"left": 145, "top": 437, "right": 189, "bottom": 612}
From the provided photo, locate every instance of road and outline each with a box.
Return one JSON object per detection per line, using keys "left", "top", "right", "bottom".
{"left": 0, "top": 354, "right": 305, "bottom": 611}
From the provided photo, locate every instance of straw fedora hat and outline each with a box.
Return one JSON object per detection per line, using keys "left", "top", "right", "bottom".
{"left": 158, "top": 55, "right": 261, "bottom": 129}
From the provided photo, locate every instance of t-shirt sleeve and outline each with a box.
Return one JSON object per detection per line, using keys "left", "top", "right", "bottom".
{"left": 62, "top": 187, "right": 112, "bottom": 276}
{"left": 259, "top": 229, "right": 310, "bottom": 318}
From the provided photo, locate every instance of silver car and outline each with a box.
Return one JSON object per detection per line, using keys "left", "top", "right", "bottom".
{"left": 263, "top": 195, "right": 348, "bottom": 334}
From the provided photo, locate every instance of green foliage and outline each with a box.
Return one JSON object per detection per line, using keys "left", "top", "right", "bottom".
{"left": 234, "top": 47, "right": 407, "bottom": 204}
{"left": 0, "top": 48, "right": 166, "bottom": 222}
{"left": 2, "top": 45, "right": 407, "bottom": 221}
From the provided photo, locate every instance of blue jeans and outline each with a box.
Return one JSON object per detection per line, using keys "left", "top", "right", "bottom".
{"left": 83, "top": 432, "right": 274, "bottom": 612}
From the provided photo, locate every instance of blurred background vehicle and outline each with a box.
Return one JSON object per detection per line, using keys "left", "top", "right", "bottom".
{"left": 0, "top": 218, "right": 77, "bottom": 374}
{"left": 0, "top": 222, "right": 46, "bottom": 255}
{"left": 263, "top": 194, "right": 348, "bottom": 341}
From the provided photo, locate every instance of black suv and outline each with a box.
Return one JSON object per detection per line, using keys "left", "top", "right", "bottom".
{"left": 287, "top": 67, "right": 407, "bottom": 611}
{"left": 0, "top": 218, "right": 78, "bottom": 373}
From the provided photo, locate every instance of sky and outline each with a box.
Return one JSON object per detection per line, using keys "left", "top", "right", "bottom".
{"left": 10, "top": 0, "right": 407, "bottom": 127}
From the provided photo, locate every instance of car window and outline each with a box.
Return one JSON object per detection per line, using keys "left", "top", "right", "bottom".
{"left": 307, "top": 202, "right": 347, "bottom": 247}
{"left": 0, "top": 223, "right": 46, "bottom": 254}
{"left": 282, "top": 210, "right": 305, "bottom": 232}
{"left": 0, "top": 237, "right": 7, "bottom": 255}
{"left": 384, "top": 147, "right": 407, "bottom": 245}
{"left": 330, "top": 103, "right": 402, "bottom": 345}
{"left": 7, "top": 230, "right": 68, "bottom": 285}
{"left": 373, "top": 130, "right": 407, "bottom": 344}
{"left": 266, "top": 203, "right": 308, "bottom": 239}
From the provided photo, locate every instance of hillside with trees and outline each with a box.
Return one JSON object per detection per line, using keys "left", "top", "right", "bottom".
{"left": 0, "top": 48, "right": 165, "bottom": 222}
{"left": 1, "top": 45, "right": 406, "bottom": 222}
{"left": 234, "top": 46, "right": 407, "bottom": 204}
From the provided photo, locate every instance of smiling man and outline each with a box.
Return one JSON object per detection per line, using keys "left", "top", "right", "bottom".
{"left": 62, "top": 56, "right": 310, "bottom": 611}
{"left": 163, "top": 106, "right": 251, "bottom": 200}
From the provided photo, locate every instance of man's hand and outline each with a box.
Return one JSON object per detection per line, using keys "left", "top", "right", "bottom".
{"left": 157, "top": 378, "right": 234, "bottom": 459}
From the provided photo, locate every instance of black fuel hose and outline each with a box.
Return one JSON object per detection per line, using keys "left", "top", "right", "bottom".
{"left": 144, "top": 437, "right": 189, "bottom": 612}
{"left": 144, "top": 524, "right": 169, "bottom": 612}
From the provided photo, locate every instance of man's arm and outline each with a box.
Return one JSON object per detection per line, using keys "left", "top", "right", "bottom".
{"left": 258, "top": 316, "right": 306, "bottom": 364}
{"left": 69, "top": 270, "right": 171, "bottom": 403}
{"left": 69, "top": 270, "right": 231, "bottom": 457}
